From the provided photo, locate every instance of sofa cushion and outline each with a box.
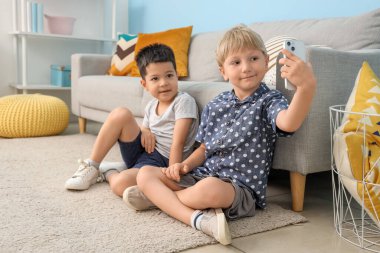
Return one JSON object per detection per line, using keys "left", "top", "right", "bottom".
{"left": 108, "top": 34, "right": 138, "bottom": 76}
{"left": 130, "top": 26, "right": 193, "bottom": 77}
{"left": 183, "top": 30, "right": 225, "bottom": 82}
{"left": 77, "top": 76, "right": 145, "bottom": 117}
{"left": 249, "top": 8, "right": 380, "bottom": 51}
{"left": 178, "top": 81, "right": 231, "bottom": 110}
{"left": 140, "top": 81, "right": 231, "bottom": 116}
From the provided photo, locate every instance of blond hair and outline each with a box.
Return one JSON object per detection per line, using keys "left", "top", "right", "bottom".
{"left": 216, "top": 25, "right": 267, "bottom": 67}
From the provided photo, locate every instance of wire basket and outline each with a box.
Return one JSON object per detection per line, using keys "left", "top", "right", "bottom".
{"left": 330, "top": 105, "right": 380, "bottom": 252}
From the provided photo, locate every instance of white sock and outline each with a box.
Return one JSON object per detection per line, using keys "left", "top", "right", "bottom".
{"left": 190, "top": 210, "right": 203, "bottom": 230}
{"left": 104, "top": 169, "right": 118, "bottom": 182}
{"left": 85, "top": 159, "right": 100, "bottom": 169}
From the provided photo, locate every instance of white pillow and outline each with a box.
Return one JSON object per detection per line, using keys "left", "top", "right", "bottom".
{"left": 263, "top": 35, "right": 296, "bottom": 87}
{"left": 263, "top": 35, "right": 330, "bottom": 88}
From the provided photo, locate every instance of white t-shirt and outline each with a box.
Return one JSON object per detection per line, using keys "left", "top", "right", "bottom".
{"left": 142, "top": 92, "right": 199, "bottom": 159}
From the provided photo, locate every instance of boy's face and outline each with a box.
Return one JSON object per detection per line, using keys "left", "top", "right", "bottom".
{"left": 140, "top": 62, "right": 178, "bottom": 104}
{"left": 219, "top": 47, "right": 269, "bottom": 100}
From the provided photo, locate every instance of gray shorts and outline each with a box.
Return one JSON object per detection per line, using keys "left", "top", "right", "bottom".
{"left": 178, "top": 174, "right": 256, "bottom": 220}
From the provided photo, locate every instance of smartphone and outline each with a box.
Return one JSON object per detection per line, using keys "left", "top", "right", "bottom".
{"left": 283, "top": 39, "right": 306, "bottom": 90}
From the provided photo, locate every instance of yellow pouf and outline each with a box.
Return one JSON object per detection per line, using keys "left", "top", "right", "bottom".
{"left": 0, "top": 94, "right": 69, "bottom": 138}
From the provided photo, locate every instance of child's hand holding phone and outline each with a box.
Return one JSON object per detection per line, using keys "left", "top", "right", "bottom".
{"left": 281, "top": 39, "right": 306, "bottom": 90}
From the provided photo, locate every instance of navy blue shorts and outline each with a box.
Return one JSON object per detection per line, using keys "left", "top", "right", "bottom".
{"left": 118, "top": 132, "right": 169, "bottom": 169}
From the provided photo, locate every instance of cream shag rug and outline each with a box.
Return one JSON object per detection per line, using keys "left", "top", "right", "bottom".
{"left": 0, "top": 134, "right": 307, "bottom": 252}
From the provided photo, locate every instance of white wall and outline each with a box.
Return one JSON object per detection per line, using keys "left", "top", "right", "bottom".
{"left": 1, "top": 0, "right": 16, "bottom": 97}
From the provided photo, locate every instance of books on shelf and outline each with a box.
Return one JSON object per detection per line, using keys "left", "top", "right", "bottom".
{"left": 25, "top": 0, "right": 31, "bottom": 32}
{"left": 31, "top": 1, "right": 37, "bottom": 32}
{"left": 20, "top": 0, "right": 44, "bottom": 33}
{"left": 36, "top": 3, "right": 43, "bottom": 33}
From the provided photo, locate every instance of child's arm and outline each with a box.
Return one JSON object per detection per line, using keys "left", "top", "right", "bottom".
{"left": 169, "top": 118, "right": 194, "bottom": 165}
{"left": 163, "top": 143, "right": 206, "bottom": 182}
{"left": 140, "top": 126, "right": 156, "bottom": 154}
{"left": 141, "top": 100, "right": 156, "bottom": 153}
{"left": 276, "top": 49, "right": 317, "bottom": 132}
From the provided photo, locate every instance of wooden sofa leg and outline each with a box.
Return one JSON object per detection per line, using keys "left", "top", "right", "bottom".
{"left": 290, "top": 171, "right": 306, "bottom": 212}
{"left": 78, "top": 117, "right": 87, "bottom": 134}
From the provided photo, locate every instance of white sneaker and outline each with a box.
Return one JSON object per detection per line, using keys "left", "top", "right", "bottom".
{"left": 123, "top": 186, "right": 156, "bottom": 211}
{"left": 199, "top": 208, "right": 231, "bottom": 245}
{"left": 65, "top": 159, "right": 102, "bottom": 190}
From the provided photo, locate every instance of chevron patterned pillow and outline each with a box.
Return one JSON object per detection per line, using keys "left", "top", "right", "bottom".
{"left": 108, "top": 34, "right": 138, "bottom": 76}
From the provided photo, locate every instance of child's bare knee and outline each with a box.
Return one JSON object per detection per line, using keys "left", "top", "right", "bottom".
{"left": 111, "top": 106, "right": 131, "bottom": 115}
{"left": 197, "top": 177, "right": 226, "bottom": 204}
{"left": 136, "top": 166, "right": 156, "bottom": 189}
{"left": 109, "top": 107, "right": 133, "bottom": 123}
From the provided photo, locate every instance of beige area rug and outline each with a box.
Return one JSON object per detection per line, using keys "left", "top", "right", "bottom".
{"left": 0, "top": 134, "right": 307, "bottom": 252}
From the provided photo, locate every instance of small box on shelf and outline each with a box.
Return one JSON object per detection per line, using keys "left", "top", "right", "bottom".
{"left": 45, "top": 15, "right": 76, "bottom": 35}
{"left": 50, "top": 65, "right": 71, "bottom": 87}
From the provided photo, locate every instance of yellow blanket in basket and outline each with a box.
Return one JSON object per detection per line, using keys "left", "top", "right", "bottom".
{"left": 334, "top": 61, "right": 380, "bottom": 226}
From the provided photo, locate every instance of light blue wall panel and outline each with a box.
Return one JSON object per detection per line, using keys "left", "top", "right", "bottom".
{"left": 128, "top": 0, "right": 380, "bottom": 34}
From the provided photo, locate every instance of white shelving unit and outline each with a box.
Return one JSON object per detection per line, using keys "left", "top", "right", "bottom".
{"left": 10, "top": 31, "right": 118, "bottom": 42}
{"left": 10, "top": 0, "right": 124, "bottom": 93}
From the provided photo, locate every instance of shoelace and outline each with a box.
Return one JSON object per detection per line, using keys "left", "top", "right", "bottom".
{"left": 96, "top": 175, "right": 105, "bottom": 183}
{"left": 72, "top": 159, "right": 94, "bottom": 178}
{"left": 73, "top": 159, "right": 104, "bottom": 182}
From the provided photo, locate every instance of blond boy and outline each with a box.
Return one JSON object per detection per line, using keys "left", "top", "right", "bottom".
{"left": 125, "top": 26, "right": 316, "bottom": 245}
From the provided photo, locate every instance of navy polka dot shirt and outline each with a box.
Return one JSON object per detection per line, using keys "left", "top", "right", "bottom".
{"left": 192, "top": 83, "right": 292, "bottom": 208}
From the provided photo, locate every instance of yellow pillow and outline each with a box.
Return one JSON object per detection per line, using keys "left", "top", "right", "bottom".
{"left": 343, "top": 61, "right": 380, "bottom": 142}
{"left": 333, "top": 61, "right": 380, "bottom": 226}
{"left": 130, "top": 26, "right": 193, "bottom": 77}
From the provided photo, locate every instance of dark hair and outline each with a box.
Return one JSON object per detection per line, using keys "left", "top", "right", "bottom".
{"left": 135, "top": 43, "right": 177, "bottom": 79}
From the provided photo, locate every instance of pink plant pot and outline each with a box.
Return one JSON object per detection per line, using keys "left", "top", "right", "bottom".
{"left": 44, "top": 15, "right": 76, "bottom": 35}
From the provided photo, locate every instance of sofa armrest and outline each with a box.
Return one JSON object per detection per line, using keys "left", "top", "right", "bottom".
{"left": 71, "top": 54, "right": 112, "bottom": 116}
{"left": 273, "top": 47, "right": 380, "bottom": 175}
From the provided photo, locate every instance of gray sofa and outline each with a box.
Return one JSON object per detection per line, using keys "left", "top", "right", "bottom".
{"left": 71, "top": 9, "right": 380, "bottom": 211}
